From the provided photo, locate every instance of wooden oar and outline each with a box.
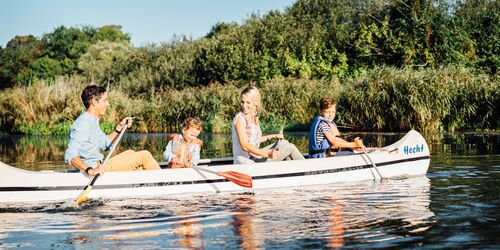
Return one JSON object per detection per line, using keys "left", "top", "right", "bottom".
{"left": 192, "top": 165, "right": 253, "bottom": 188}
{"left": 362, "top": 147, "right": 386, "bottom": 181}
{"left": 70, "top": 124, "right": 128, "bottom": 207}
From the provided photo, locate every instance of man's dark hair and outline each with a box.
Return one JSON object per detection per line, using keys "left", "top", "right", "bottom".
{"left": 81, "top": 85, "right": 107, "bottom": 109}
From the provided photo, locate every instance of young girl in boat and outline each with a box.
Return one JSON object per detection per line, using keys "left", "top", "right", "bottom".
{"left": 232, "top": 86, "right": 305, "bottom": 164}
{"left": 163, "top": 117, "right": 203, "bottom": 168}
{"left": 308, "top": 97, "right": 364, "bottom": 158}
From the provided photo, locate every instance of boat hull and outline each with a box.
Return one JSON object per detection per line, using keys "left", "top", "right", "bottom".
{"left": 0, "top": 130, "right": 430, "bottom": 203}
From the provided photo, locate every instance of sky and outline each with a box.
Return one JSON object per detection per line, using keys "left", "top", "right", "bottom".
{"left": 1, "top": 0, "right": 296, "bottom": 48}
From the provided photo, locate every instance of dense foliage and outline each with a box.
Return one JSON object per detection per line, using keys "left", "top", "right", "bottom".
{"left": 0, "top": 66, "right": 497, "bottom": 134}
{"left": 1, "top": 0, "right": 498, "bottom": 89}
{"left": 0, "top": 25, "right": 129, "bottom": 88}
{"left": 0, "top": 0, "right": 498, "bottom": 134}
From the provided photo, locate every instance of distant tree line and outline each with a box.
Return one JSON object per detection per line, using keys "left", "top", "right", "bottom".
{"left": 0, "top": 0, "right": 497, "bottom": 90}
{"left": 0, "top": 25, "right": 130, "bottom": 88}
{"left": 0, "top": 0, "right": 498, "bottom": 134}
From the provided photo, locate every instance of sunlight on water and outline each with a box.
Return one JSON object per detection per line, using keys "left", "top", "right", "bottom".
{"left": 1, "top": 132, "right": 499, "bottom": 248}
{"left": 0, "top": 177, "right": 434, "bottom": 249}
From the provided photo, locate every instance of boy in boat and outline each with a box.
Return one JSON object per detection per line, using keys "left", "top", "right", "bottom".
{"left": 308, "top": 97, "right": 364, "bottom": 158}
{"left": 163, "top": 117, "right": 203, "bottom": 168}
{"left": 64, "top": 85, "right": 161, "bottom": 176}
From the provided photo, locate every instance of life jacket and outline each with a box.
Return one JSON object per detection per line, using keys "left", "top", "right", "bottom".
{"left": 308, "top": 116, "right": 335, "bottom": 158}
{"left": 169, "top": 134, "right": 203, "bottom": 168}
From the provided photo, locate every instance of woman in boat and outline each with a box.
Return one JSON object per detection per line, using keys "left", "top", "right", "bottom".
{"left": 308, "top": 97, "right": 364, "bottom": 158}
{"left": 164, "top": 117, "right": 203, "bottom": 168}
{"left": 232, "top": 86, "right": 305, "bottom": 164}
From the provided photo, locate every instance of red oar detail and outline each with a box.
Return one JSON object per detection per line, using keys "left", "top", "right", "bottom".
{"left": 217, "top": 171, "right": 253, "bottom": 188}
{"left": 193, "top": 166, "right": 253, "bottom": 188}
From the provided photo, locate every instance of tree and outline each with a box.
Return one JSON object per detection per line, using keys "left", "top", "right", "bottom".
{"left": 17, "top": 56, "right": 64, "bottom": 83}
{"left": 456, "top": 0, "right": 499, "bottom": 73}
{"left": 42, "top": 25, "right": 91, "bottom": 61}
{"left": 205, "top": 22, "right": 239, "bottom": 38}
{"left": 0, "top": 36, "right": 44, "bottom": 87}
{"left": 91, "top": 25, "right": 131, "bottom": 43}
{"left": 78, "top": 41, "right": 133, "bottom": 84}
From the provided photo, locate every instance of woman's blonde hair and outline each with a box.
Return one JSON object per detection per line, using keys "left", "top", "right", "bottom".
{"left": 240, "top": 86, "right": 261, "bottom": 114}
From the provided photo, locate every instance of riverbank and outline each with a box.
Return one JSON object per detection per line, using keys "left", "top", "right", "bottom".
{"left": 0, "top": 66, "right": 498, "bottom": 135}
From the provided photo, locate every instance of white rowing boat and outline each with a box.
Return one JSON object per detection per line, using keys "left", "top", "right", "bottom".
{"left": 0, "top": 130, "right": 430, "bottom": 203}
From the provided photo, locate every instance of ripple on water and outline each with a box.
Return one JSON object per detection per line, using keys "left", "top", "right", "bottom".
{"left": 1, "top": 132, "right": 499, "bottom": 248}
{"left": 0, "top": 177, "right": 437, "bottom": 249}
{"left": 456, "top": 166, "right": 478, "bottom": 169}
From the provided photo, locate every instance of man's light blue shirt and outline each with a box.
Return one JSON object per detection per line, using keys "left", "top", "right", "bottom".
{"left": 64, "top": 112, "right": 112, "bottom": 168}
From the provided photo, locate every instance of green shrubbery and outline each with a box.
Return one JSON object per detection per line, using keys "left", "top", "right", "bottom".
{"left": 0, "top": 0, "right": 498, "bottom": 134}
{"left": 1, "top": 66, "right": 497, "bottom": 135}
{"left": 0, "top": 25, "right": 130, "bottom": 88}
{"left": 340, "top": 66, "right": 499, "bottom": 132}
{"left": 2, "top": 0, "right": 498, "bottom": 89}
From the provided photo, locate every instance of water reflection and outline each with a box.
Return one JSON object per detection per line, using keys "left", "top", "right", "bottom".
{"left": 328, "top": 197, "right": 345, "bottom": 248}
{"left": 0, "top": 135, "right": 68, "bottom": 170}
{"left": 173, "top": 219, "right": 202, "bottom": 249}
{"left": 232, "top": 197, "right": 262, "bottom": 250}
{"left": 2, "top": 132, "right": 498, "bottom": 171}
{"left": 247, "top": 177, "right": 434, "bottom": 248}
{"left": 0, "top": 177, "right": 435, "bottom": 249}
{"left": 1, "top": 132, "right": 499, "bottom": 248}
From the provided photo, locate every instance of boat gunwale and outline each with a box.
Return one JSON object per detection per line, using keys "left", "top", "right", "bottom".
{"left": 0, "top": 155, "right": 430, "bottom": 192}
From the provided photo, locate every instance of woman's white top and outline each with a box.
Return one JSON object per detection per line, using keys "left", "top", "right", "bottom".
{"left": 232, "top": 112, "right": 262, "bottom": 164}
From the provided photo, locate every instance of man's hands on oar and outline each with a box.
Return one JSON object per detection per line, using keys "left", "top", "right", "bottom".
{"left": 86, "top": 160, "right": 105, "bottom": 176}
{"left": 70, "top": 124, "right": 128, "bottom": 207}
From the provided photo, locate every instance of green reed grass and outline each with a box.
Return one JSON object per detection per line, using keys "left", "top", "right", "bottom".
{"left": 341, "top": 66, "right": 499, "bottom": 132}
{"left": 0, "top": 66, "right": 497, "bottom": 135}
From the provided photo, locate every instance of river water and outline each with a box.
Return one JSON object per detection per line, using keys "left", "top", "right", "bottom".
{"left": 0, "top": 132, "right": 499, "bottom": 249}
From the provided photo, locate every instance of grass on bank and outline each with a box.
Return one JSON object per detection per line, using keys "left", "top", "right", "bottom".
{"left": 0, "top": 65, "right": 497, "bottom": 135}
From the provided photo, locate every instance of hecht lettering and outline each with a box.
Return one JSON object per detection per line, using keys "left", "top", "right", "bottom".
{"left": 403, "top": 144, "right": 424, "bottom": 155}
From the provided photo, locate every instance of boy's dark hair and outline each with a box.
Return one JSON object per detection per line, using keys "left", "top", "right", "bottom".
{"left": 319, "top": 97, "right": 336, "bottom": 111}
{"left": 182, "top": 117, "right": 202, "bottom": 131}
{"left": 81, "top": 85, "right": 107, "bottom": 109}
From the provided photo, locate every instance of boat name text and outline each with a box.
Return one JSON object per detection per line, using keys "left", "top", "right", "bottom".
{"left": 403, "top": 144, "right": 424, "bottom": 155}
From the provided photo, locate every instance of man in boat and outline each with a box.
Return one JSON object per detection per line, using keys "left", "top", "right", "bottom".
{"left": 308, "top": 97, "right": 364, "bottom": 158}
{"left": 64, "top": 85, "right": 161, "bottom": 176}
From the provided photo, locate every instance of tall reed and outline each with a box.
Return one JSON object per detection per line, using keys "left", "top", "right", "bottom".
{"left": 0, "top": 65, "right": 497, "bottom": 134}
{"left": 341, "top": 66, "right": 499, "bottom": 132}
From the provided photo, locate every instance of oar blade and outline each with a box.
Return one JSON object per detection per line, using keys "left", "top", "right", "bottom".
{"left": 70, "top": 185, "right": 92, "bottom": 207}
{"left": 218, "top": 171, "right": 253, "bottom": 188}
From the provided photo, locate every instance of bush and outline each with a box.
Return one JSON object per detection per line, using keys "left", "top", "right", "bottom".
{"left": 78, "top": 41, "right": 133, "bottom": 84}
{"left": 0, "top": 66, "right": 497, "bottom": 134}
